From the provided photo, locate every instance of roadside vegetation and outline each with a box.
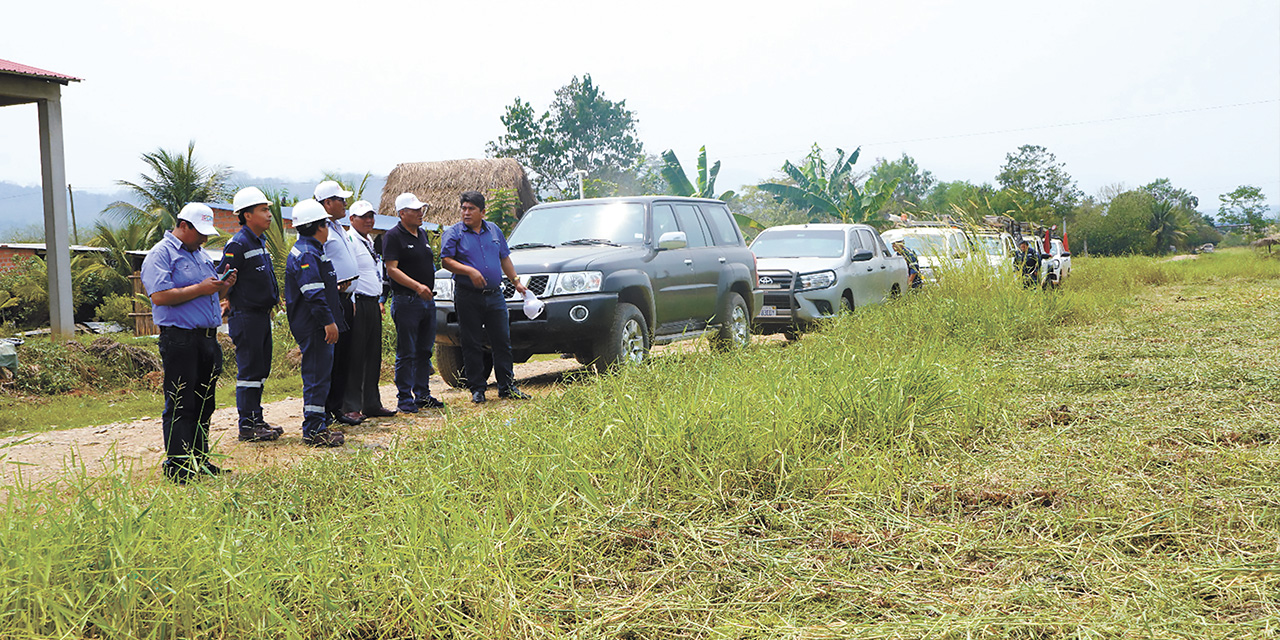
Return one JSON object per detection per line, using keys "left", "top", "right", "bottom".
{"left": 2, "top": 250, "right": 1276, "bottom": 638}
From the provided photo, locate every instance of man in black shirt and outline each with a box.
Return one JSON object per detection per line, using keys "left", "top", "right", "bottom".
{"left": 383, "top": 192, "right": 444, "bottom": 412}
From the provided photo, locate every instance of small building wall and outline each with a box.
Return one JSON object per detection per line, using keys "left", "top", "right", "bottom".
{"left": 0, "top": 246, "right": 40, "bottom": 271}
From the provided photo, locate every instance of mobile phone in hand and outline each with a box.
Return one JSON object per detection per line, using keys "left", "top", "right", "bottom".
{"left": 218, "top": 268, "right": 236, "bottom": 281}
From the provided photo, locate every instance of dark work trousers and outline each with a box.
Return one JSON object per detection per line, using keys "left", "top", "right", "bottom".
{"left": 343, "top": 295, "right": 385, "bottom": 414}
{"left": 455, "top": 288, "right": 515, "bottom": 393}
{"left": 157, "top": 326, "right": 223, "bottom": 465}
{"left": 228, "top": 308, "right": 273, "bottom": 427}
{"left": 293, "top": 324, "right": 334, "bottom": 436}
{"left": 325, "top": 296, "right": 355, "bottom": 416}
{"left": 390, "top": 293, "right": 437, "bottom": 409}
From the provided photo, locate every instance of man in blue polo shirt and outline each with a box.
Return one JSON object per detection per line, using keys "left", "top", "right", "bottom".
{"left": 440, "top": 190, "right": 531, "bottom": 404}
{"left": 142, "top": 203, "right": 236, "bottom": 484}
{"left": 219, "top": 186, "right": 282, "bottom": 443}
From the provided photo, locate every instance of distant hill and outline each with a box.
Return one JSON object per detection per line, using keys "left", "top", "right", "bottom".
{"left": 0, "top": 173, "right": 389, "bottom": 241}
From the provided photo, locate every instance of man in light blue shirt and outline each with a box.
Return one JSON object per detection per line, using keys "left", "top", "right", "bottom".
{"left": 141, "top": 203, "right": 235, "bottom": 484}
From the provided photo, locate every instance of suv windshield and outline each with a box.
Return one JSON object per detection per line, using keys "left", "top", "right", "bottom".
{"left": 750, "top": 230, "right": 846, "bottom": 258}
{"left": 977, "top": 236, "right": 1005, "bottom": 256}
{"left": 889, "top": 233, "right": 950, "bottom": 256}
{"left": 509, "top": 202, "right": 646, "bottom": 247}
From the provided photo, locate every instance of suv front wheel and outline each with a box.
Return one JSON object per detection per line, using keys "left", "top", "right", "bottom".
{"left": 592, "top": 302, "right": 650, "bottom": 374}
{"left": 711, "top": 292, "right": 751, "bottom": 352}
{"left": 436, "top": 344, "right": 493, "bottom": 389}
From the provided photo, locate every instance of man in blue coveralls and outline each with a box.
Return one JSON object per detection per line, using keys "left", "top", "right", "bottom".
{"left": 219, "top": 186, "right": 283, "bottom": 442}
{"left": 285, "top": 199, "right": 347, "bottom": 447}
{"left": 440, "top": 190, "right": 532, "bottom": 404}
{"left": 142, "top": 203, "right": 237, "bottom": 483}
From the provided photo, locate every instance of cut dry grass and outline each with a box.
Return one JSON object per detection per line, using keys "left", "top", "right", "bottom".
{"left": 0, "top": 249, "right": 1277, "bottom": 638}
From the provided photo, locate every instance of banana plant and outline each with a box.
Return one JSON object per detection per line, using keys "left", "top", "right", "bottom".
{"left": 660, "top": 146, "right": 736, "bottom": 202}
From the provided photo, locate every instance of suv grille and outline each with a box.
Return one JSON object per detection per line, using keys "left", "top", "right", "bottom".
{"left": 757, "top": 272, "right": 793, "bottom": 290}
{"left": 501, "top": 274, "right": 550, "bottom": 299}
{"left": 763, "top": 293, "right": 794, "bottom": 308}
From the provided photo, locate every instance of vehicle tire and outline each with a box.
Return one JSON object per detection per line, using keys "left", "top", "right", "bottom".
{"left": 436, "top": 344, "right": 492, "bottom": 389}
{"left": 711, "top": 292, "right": 751, "bottom": 352}
{"left": 782, "top": 328, "right": 802, "bottom": 342}
{"left": 841, "top": 292, "right": 855, "bottom": 313}
{"left": 591, "top": 302, "right": 649, "bottom": 374}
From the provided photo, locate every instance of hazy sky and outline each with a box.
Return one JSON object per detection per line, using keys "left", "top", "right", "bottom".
{"left": 2, "top": 0, "right": 1278, "bottom": 209}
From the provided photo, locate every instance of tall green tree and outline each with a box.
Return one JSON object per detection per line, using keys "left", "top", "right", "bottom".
{"left": 758, "top": 144, "right": 897, "bottom": 228}
{"left": 486, "top": 74, "right": 644, "bottom": 199}
{"left": 103, "top": 141, "right": 232, "bottom": 244}
{"left": 866, "top": 153, "right": 935, "bottom": 216}
{"left": 996, "top": 144, "right": 1082, "bottom": 223}
{"left": 660, "top": 146, "right": 736, "bottom": 201}
{"left": 1217, "top": 185, "right": 1271, "bottom": 237}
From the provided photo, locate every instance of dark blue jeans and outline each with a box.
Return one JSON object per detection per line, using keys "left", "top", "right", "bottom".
{"left": 228, "top": 308, "right": 272, "bottom": 427}
{"left": 455, "top": 287, "right": 515, "bottom": 393}
{"left": 158, "top": 327, "right": 223, "bottom": 463}
{"left": 391, "top": 294, "right": 436, "bottom": 408}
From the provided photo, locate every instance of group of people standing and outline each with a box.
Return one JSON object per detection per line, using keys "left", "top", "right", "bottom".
{"left": 140, "top": 182, "right": 527, "bottom": 484}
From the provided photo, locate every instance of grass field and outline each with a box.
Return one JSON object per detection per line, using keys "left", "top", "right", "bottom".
{"left": 0, "top": 250, "right": 1277, "bottom": 639}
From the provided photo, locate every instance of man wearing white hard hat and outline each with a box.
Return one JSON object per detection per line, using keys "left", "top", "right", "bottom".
{"left": 219, "top": 187, "right": 283, "bottom": 443}
{"left": 342, "top": 200, "right": 397, "bottom": 418}
{"left": 313, "top": 180, "right": 364, "bottom": 427}
{"left": 284, "top": 199, "right": 347, "bottom": 447}
{"left": 384, "top": 192, "right": 445, "bottom": 412}
{"left": 141, "top": 203, "right": 238, "bottom": 483}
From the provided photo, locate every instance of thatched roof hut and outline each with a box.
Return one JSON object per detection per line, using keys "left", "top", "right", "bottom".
{"left": 379, "top": 158, "right": 538, "bottom": 228}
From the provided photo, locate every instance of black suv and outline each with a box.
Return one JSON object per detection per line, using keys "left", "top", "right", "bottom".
{"left": 432, "top": 196, "right": 762, "bottom": 384}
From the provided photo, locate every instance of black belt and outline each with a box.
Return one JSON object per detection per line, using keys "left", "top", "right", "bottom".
{"left": 355, "top": 294, "right": 380, "bottom": 301}
{"left": 459, "top": 286, "right": 500, "bottom": 296}
{"left": 160, "top": 326, "right": 218, "bottom": 338}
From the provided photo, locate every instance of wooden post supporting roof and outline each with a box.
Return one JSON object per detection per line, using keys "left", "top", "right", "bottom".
{"left": 0, "top": 59, "right": 81, "bottom": 338}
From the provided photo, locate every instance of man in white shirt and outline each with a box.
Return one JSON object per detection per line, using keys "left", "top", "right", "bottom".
{"left": 343, "top": 201, "right": 396, "bottom": 418}
{"left": 314, "top": 180, "right": 364, "bottom": 426}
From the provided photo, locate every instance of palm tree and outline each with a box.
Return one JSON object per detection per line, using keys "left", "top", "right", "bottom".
{"left": 1148, "top": 200, "right": 1187, "bottom": 254}
{"left": 660, "top": 147, "right": 736, "bottom": 202}
{"left": 104, "top": 141, "right": 232, "bottom": 244}
{"left": 758, "top": 144, "right": 897, "bottom": 228}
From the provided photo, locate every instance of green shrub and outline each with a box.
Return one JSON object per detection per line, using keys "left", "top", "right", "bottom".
{"left": 93, "top": 293, "right": 136, "bottom": 326}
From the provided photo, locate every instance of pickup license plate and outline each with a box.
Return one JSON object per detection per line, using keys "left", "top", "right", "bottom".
{"left": 759, "top": 306, "right": 777, "bottom": 317}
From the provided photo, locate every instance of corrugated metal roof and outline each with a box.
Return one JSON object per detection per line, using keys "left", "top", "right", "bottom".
{"left": 0, "top": 59, "right": 81, "bottom": 83}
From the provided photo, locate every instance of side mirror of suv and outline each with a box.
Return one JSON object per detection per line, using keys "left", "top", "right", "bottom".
{"left": 1061, "top": 251, "right": 1071, "bottom": 257}
{"left": 850, "top": 248, "right": 874, "bottom": 262}
{"left": 657, "top": 231, "right": 687, "bottom": 251}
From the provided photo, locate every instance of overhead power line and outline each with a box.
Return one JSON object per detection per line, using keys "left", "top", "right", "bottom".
{"left": 723, "top": 98, "right": 1280, "bottom": 160}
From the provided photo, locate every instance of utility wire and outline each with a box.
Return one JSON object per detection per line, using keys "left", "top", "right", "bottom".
{"left": 722, "top": 99, "right": 1280, "bottom": 159}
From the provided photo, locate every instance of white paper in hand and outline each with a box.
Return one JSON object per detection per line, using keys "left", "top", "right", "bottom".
{"left": 522, "top": 290, "right": 545, "bottom": 319}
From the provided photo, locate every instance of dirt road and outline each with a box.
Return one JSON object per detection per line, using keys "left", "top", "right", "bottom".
{"left": 0, "top": 358, "right": 586, "bottom": 488}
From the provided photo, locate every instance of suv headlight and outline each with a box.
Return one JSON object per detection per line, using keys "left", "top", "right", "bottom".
{"left": 552, "top": 271, "right": 603, "bottom": 296}
{"left": 797, "top": 270, "right": 836, "bottom": 291}
{"left": 434, "top": 278, "right": 454, "bottom": 302}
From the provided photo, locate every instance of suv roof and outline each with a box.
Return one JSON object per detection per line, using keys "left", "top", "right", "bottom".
{"left": 529, "top": 196, "right": 728, "bottom": 209}
{"left": 758, "top": 223, "right": 875, "bottom": 232}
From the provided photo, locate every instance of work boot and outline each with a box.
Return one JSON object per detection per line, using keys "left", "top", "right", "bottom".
{"left": 417, "top": 396, "right": 445, "bottom": 409}
{"left": 303, "top": 429, "right": 346, "bottom": 447}
{"left": 498, "top": 387, "right": 531, "bottom": 400}
{"left": 239, "top": 424, "right": 281, "bottom": 442}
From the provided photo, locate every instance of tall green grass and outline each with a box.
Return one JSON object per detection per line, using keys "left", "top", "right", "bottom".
{"left": 1, "top": 250, "right": 1276, "bottom": 638}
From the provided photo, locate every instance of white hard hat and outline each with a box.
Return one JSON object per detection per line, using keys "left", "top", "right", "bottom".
{"left": 291, "top": 199, "right": 329, "bottom": 227}
{"left": 349, "top": 200, "right": 375, "bottom": 217}
{"left": 233, "top": 186, "right": 270, "bottom": 213}
{"left": 177, "top": 203, "right": 219, "bottom": 236}
{"left": 314, "top": 180, "right": 353, "bottom": 201}
{"left": 394, "top": 192, "right": 428, "bottom": 211}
